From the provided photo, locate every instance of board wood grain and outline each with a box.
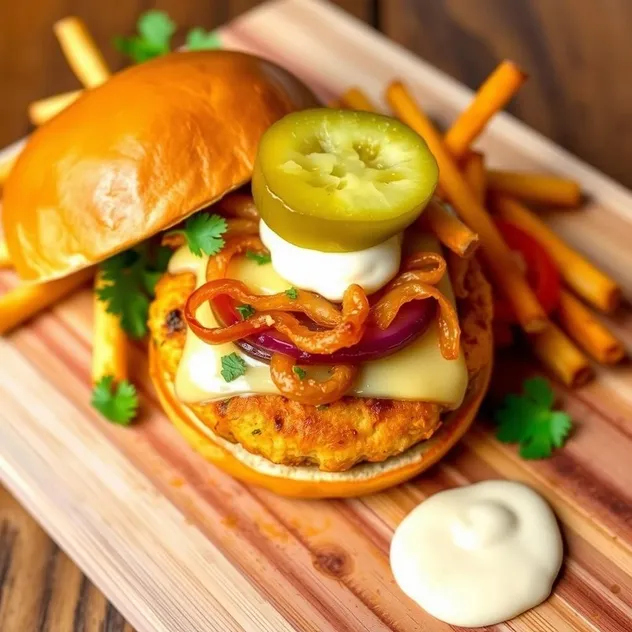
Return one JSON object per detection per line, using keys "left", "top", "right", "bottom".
{"left": 1, "top": 1, "right": 632, "bottom": 630}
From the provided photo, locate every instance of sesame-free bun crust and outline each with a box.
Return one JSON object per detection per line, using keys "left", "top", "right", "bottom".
{"left": 3, "top": 51, "right": 317, "bottom": 282}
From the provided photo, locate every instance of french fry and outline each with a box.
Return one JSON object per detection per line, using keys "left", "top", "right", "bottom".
{"left": 53, "top": 17, "right": 110, "bottom": 88}
{"left": 92, "top": 272, "right": 128, "bottom": 384}
{"left": 492, "top": 193, "right": 620, "bottom": 313}
{"left": 530, "top": 323, "right": 593, "bottom": 388}
{"left": 28, "top": 90, "right": 83, "bottom": 125}
{"left": 387, "top": 81, "right": 548, "bottom": 333}
{"left": 341, "top": 87, "right": 377, "bottom": 112}
{"left": 421, "top": 199, "right": 479, "bottom": 257}
{"left": 0, "top": 268, "right": 93, "bottom": 335}
{"left": 557, "top": 290, "right": 624, "bottom": 365}
{"left": 462, "top": 151, "right": 487, "bottom": 204}
{"left": 488, "top": 170, "right": 581, "bottom": 208}
{"left": 444, "top": 60, "right": 527, "bottom": 159}
{"left": 0, "top": 240, "right": 11, "bottom": 269}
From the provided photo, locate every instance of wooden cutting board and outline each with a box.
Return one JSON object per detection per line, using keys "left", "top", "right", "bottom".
{"left": 2, "top": 1, "right": 632, "bottom": 630}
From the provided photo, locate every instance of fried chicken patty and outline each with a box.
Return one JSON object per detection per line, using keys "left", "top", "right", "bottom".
{"left": 149, "top": 257, "right": 492, "bottom": 471}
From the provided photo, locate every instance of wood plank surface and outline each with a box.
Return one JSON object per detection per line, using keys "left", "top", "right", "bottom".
{"left": 2, "top": 0, "right": 632, "bottom": 631}
{"left": 0, "top": 485, "right": 133, "bottom": 632}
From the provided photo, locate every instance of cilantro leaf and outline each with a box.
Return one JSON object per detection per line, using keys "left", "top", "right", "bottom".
{"left": 91, "top": 376, "right": 139, "bottom": 425}
{"left": 221, "top": 353, "right": 247, "bottom": 382}
{"left": 495, "top": 377, "right": 573, "bottom": 459}
{"left": 114, "top": 10, "right": 175, "bottom": 63}
{"left": 167, "top": 213, "right": 227, "bottom": 257}
{"left": 245, "top": 251, "right": 271, "bottom": 265}
{"left": 139, "top": 10, "right": 176, "bottom": 48}
{"left": 97, "top": 244, "right": 169, "bottom": 339}
{"left": 285, "top": 287, "right": 298, "bottom": 300}
{"left": 293, "top": 366, "right": 307, "bottom": 380}
{"left": 236, "top": 304, "right": 255, "bottom": 320}
{"left": 523, "top": 376, "right": 555, "bottom": 409}
{"left": 186, "top": 27, "right": 222, "bottom": 51}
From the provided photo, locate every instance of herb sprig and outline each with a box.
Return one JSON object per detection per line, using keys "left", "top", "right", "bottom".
{"left": 166, "top": 213, "right": 227, "bottom": 258}
{"left": 96, "top": 244, "right": 171, "bottom": 339}
{"left": 221, "top": 353, "right": 247, "bottom": 382}
{"left": 495, "top": 377, "right": 573, "bottom": 459}
{"left": 246, "top": 251, "right": 271, "bottom": 266}
{"left": 91, "top": 376, "right": 139, "bottom": 425}
{"left": 114, "top": 10, "right": 221, "bottom": 64}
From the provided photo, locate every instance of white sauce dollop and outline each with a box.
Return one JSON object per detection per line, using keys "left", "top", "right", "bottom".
{"left": 259, "top": 220, "right": 401, "bottom": 301}
{"left": 390, "top": 480, "right": 563, "bottom": 627}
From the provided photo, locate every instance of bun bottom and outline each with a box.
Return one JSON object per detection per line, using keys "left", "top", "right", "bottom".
{"left": 149, "top": 344, "right": 492, "bottom": 498}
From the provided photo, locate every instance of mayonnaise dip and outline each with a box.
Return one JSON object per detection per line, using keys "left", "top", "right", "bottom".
{"left": 259, "top": 219, "right": 401, "bottom": 301}
{"left": 390, "top": 480, "right": 563, "bottom": 627}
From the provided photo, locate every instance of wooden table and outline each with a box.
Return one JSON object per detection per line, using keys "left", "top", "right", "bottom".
{"left": 1, "top": 1, "right": 631, "bottom": 630}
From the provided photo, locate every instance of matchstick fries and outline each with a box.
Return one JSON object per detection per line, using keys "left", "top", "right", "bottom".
{"left": 92, "top": 272, "right": 128, "bottom": 384}
{"left": 444, "top": 60, "right": 527, "bottom": 159}
{"left": 333, "top": 64, "right": 625, "bottom": 387}
{"left": 28, "top": 90, "right": 82, "bottom": 125}
{"left": 387, "top": 80, "right": 548, "bottom": 334}
{"left": 0, "top": 268, "right": 93, "bottom": 335}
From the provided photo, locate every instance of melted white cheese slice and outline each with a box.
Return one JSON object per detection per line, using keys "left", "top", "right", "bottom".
{"left": 170, "top": 233, "right": 468, "bottom": 408}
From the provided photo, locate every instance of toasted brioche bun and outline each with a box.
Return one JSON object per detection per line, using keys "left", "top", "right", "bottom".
{"left": 149, "top": 343, "right": 491, "bottom": 499}
{"left": 3, "top": 51, "right": 317, "bottom": 282}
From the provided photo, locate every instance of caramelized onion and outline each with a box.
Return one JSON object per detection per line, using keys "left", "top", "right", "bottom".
{"left": 185, "top": 282, "right": 370, "bottom": 355}
{"left": 371, "top": 281, "right": 461, "bottom": 360}
{"left": 390, "top": 251, "right": 447, "bottom": 289}
{"left": 206, "top": 235, "right": 268, "bottom": 280}
{"left": 269, "top": 353, "right": 357, "bottom": 405}
{"left": 216, "top": 193, "right": 260, "bottom": 220}
{"left": 192, "top": 278, "right": 341, "bottom": 327}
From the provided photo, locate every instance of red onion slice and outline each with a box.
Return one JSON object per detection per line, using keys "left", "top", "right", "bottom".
{"left": 212, "top": 296, "right": 435, "bottom": 365}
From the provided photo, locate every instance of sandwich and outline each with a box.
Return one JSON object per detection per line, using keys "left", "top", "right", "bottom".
{"left": 2, "top": 50, "right": 492, "bottom": 498}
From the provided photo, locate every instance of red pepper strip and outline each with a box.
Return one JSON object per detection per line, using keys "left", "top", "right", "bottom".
{"left": 494, "top": 219, "right": 561, "bottom": 323}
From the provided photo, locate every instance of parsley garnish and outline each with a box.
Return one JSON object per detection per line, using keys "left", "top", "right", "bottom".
{"left": 166, "top": 213, "right": 227, "bottom": 257}
{"left": 91, "top": 376, "right": 139, "bottom": 425}
{"left": 236, "top": 304, "right": 255, "bottom": 320}
{"left": 293, "top": 366, "right": 307, "bottom": 380}
{"left": 114, "top": 11, "right": 176, "bottom": 63}
{"left": 186, "top": 27, "right": 222, "bottom": 51}
{"left": 245, "top": 250, "right": 272, "bottom": 265}
{"left": 114, "top": 11, "right": 222, "bottom": 64}
{"left": 96, "top": 244, "right": 171, "bottom": 339}
{"left": 495, "top": 377, "right": 573, "bottom": 459}
{"left": 221, "top": 353, "right": 247, "bottom": 382}
{"left": 285, "top": 287, "right": 299, "bottom": 300}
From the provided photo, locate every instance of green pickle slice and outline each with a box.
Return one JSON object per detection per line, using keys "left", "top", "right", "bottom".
{"left": 253, "top": 109, "right": 438, "bottom": 252}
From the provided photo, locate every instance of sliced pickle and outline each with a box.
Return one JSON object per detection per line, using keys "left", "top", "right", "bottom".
{"left": 252, "top": 109, "right": 438, "bottom": 252}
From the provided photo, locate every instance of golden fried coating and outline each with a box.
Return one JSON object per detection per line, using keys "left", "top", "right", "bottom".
{"left": 148, "top": 257, "right": 492, "bottom": 471}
